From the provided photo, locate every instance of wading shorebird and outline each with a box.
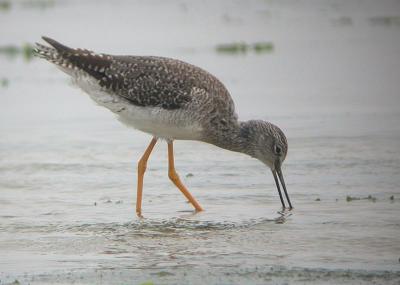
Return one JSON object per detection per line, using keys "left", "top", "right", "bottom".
{"left": 35, "top": 37, "right": 292, "bottom": 217}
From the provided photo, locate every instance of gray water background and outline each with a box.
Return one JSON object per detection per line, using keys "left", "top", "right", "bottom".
{"left": 1, "top": 0, "right": 400, "bottom": 284}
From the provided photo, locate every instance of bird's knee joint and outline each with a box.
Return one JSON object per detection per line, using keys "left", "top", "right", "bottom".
{"left": 168, "top": 170, "right": 179, "bottom": 182}
{"left": 138, "top": 160, "right": 147, "bottom": 174}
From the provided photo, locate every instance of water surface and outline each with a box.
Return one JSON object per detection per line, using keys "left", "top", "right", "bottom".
{"left": 1, "top": 0, "right": 400, "bottom": 284}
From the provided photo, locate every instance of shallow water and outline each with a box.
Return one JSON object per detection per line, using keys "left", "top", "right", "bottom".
{"left": 1, "top": 0, "right": 400, "bottom": 284}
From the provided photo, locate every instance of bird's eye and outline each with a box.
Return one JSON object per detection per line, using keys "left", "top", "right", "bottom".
{"left": 274, "top": 145, "right": 282, "bottom": 155}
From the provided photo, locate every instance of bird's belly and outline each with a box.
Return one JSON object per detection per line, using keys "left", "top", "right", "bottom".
{"left": 117, "top": 106, "right": 203, "bottom": 140}
{"left": 74, "top": 74, "right": 203, "bottom": 140}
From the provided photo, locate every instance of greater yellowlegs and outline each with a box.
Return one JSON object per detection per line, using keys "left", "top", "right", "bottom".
{"left": 35, "top": 37, "right": 292, "bottom": 217}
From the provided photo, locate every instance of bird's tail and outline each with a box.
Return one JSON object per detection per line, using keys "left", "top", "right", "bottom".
{"left": 34, "top": 36, "right": 112, "bottom": 79}
{"left": 34, "top": 36, "right": 78, "bottom": 72}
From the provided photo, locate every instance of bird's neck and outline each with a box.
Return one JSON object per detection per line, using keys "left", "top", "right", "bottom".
{"left": 203, "top": 120, "right": 256, "bottom": 157}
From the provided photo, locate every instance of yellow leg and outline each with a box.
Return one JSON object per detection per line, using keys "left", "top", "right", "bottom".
{"left": 167, "top": 141, "right": 204, "bottom": 212}
{"left": 136, "top": 137, "right": 158, "bottom": 217}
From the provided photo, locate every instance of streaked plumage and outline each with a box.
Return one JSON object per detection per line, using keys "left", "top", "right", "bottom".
{"left": 35, "top": 37, "right": 292, "bottom": 216}
{"left": 35, "top": 37, "right": 237, "bottom": 141}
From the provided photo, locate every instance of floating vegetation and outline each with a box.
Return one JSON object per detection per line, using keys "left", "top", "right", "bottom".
{"left": 253, "top": 42, "right": 274, "bottom": 53}
{"left": 331, "top": 16, "right": 353, "bottom": 27}
{"left": 0, "top": 43, "right": 36, "bottom": 61}
{"left": 216, "top": 41, "right": 274, "bottom": 55}
{"left": 346, "top": 195, "right": 377, "bottom": 202}
{"left": 315, "top": 198, "right": 321, "bottom": 201}
{"left": 152, "top": 271, "right": 175, "bottom": 277}
{"left": 0, "top": 45, "right": 20, "bottom": 57}
{"left": 346, "top": 196, "right": 359, "bottom": 202}
{"left": 22, "top": 43, "right": 35, "bottom": 60}
{"left": 216, "top": 42, "right": 248, "bottom": 54}
{"left": 21, "top": 0, "right": 55, "bottom": 9}
{"left": 369, "top": 16, "right": 400, "bottom": 27}
{"left": 0, "top": 78, "right": 9, "bottom": 88}
{"left": 0, "top": 0, "right": 11, "bottom": 11}
{"left": 0, "top": 0, "right": 55, "bottom": 11}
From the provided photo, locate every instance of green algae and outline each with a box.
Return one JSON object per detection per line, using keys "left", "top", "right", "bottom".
{"left": 346, "top": 195, "right": 377, "bottom": 202}
{"left": 0, "top": 43, "right": 36, "bottom": 61}
{"left": 216, "top": 41, "right": 274, "bottom": 55}
{"left": 0, "top": 78, "right": 9, "bottom": 88}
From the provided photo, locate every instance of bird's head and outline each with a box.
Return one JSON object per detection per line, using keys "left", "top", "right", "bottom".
{"left": 249, "top": 121, "right": 287, "bottom": 169}
{"left": 240, "top": 120, "right": 292, "bottom": 208}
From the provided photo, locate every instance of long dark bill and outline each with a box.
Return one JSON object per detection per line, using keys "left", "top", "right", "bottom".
{"left": 272, "top": 170, "right": 286, "bottom": 208}
{"left": 273, "top": 163, "right": 293, "bottom": 209}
